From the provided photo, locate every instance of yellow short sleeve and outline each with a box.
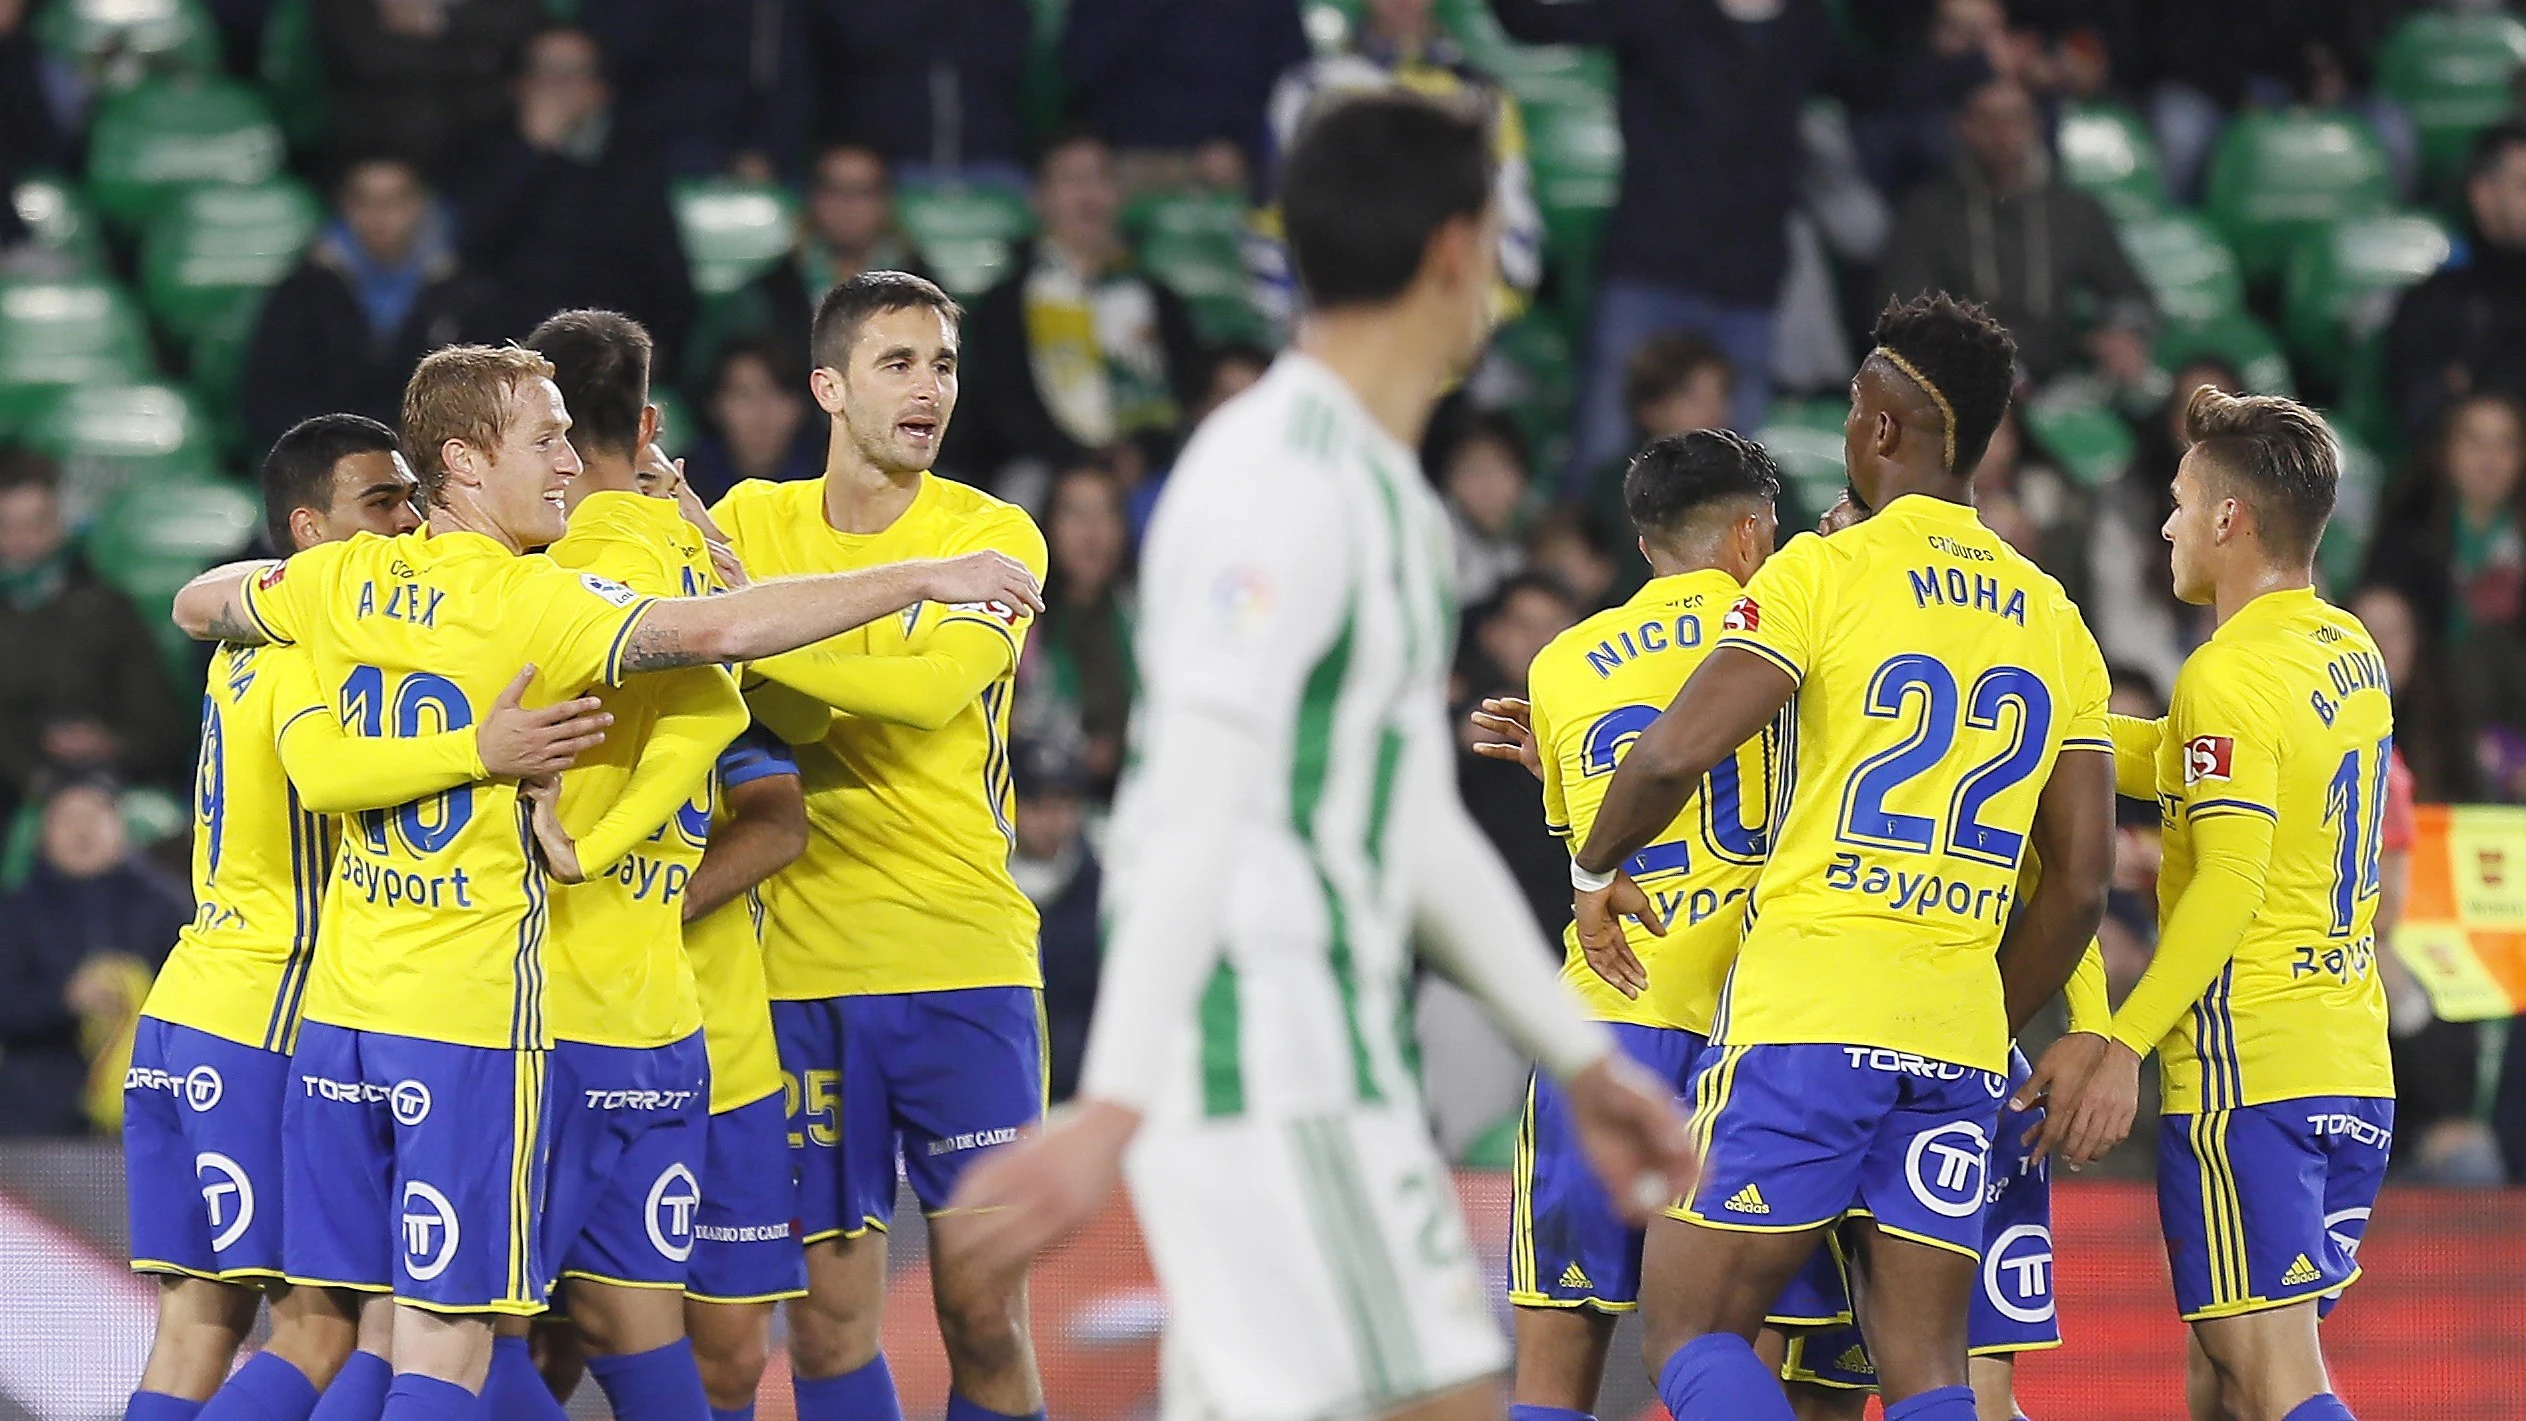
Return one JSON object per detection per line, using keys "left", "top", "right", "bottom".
{"left": 1713, "top": 531, "right": 1827, "bottom": 684}
{"left": 2167, "top": 656, "right": 2283, "bottom": 825}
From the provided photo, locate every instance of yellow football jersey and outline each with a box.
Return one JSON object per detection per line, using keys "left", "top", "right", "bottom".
{"left": 685, "top": 733, "right": 798, "bottom": 1113}
{"left": 540, "top": 492, "right": 739, "bottom": 1048}
{"left": 142, "top": 643, "right": 333, "bottom": 1051}
{"left": 1712, "top": 497, "right": 2112, "bottom": 1073}
{"left": 2133, "top": 588, "right": 2395, "bottom": 1112}
{"left": 238, "top": 526, "right": 655, "bottom": 1050}
{"left": 1531, "top": 569, "right": 1768, "bottom": 1033}
{"left": 710, "top": 474, "right": 1047, "bottom": 998}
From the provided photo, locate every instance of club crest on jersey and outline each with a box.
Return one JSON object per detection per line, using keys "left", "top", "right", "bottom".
{"left": 579, "top": 573, "right": 642, "bottom": 608}
{"left": 1722, "top": 596, "right": 1760, "bottom": 632}
{"left": 2184, "top": 735, "right": 2235, "bottom": 785}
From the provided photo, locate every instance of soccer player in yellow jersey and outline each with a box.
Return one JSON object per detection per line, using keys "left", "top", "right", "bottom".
{"left": 2046, "top": 390, "right": 2394, "bottom": 1421}
{"left": 1570, "top": 296, "right": 2118, "bottom": 1421}
{"left": 126, "top": 415, "right": 610, "bottom": 1421}
{"left": 1485, "top": 430, "right": 1780, "bottom": 1421}
{"left": 169, "top": 345, "right": 1043, "bottom": 1421}
{"left": 707, "top": 272, "right": 1050, "bottom": 1421}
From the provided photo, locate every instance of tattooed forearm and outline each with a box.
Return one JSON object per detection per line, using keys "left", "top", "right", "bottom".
{"left": 206, "top": 600, "right": 265, "bottom": 644}
{"left": 616, "top": 618, "right": 711, "bottom": 674}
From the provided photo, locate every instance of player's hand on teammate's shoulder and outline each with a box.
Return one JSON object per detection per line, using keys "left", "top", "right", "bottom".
{"left": 1573, "top": 872, "right": 1664, "bottom": 999}
{"left": 1468, "top": 696, "right": 1543, "bottom": 781}
{"left": 2019, "top": 1030, "right": 2140, "bottom": 1169}
{"left": 520, "top": 772, "right": 586, "bottom": 883}
{"left": 707, "top": 539, "right": 749, "bottom": 590}
{"left": 943, "top": 1097, "right": 1140, "bottom": 1278}
{"left": 919, "top": 550, "right": 1045, "bottom": 614}
{"left": 1563, "top": 1051, "right": 1698, "bottom": 1223}
{"left": 476, "top": 666, "right": 612, "bottom": 779}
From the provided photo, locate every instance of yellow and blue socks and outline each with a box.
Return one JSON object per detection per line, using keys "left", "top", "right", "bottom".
{"left": 481, "top": 1337, "right": 568, "bottom": 1421}
{"left": 942, "top": 1393, "right": 1042, "bottom": 1421}
{"left": 793, "top": 1356, "right": 900, "bottom": 1421}
{"left": 1656, "top": 1333, "right": 1795, "bottom": 1421}
{"left": 124, "top": 1392, "right": 205, "bottom": 1421}
{"left": 197, "top": 1355, "right": 319, "bottom": 1421}
{"left": 586, "top": 1341, "right": 711, "bottom": 1421}
{"left": 378, "top": 1375, "right": 472, "bottom": 1421}
{"left": 1508, "top": 1406, "right": 1593, "bottom": 1421}
{"left": 1885, "top": 1387, "right": 1977, "bottom": 1421}
{"left": 2283, "top": 1397, "right": 2356, "bottom": 1421}
{"left": 307, "top": 1352, "right": 391, "bottom": 1421}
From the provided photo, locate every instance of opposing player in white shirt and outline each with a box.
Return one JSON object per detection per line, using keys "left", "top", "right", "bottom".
{"left": 949, "top": 91, "right": 1694, "bottom": 1421}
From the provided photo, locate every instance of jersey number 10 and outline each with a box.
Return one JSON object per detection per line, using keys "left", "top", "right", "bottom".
{"left": 340, "top": 665, "right": 476, "bottom": 855}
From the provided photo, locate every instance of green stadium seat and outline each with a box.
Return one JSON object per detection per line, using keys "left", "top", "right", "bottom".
{"left": 2282, "top": 211, "right": 2452, "bottom": 386}
{"left": 1125, "top": 189, "right": 1267, "bottom": 346}
{"left": 2157, "top": 311, "right": 2295, "bottom": 398}
{"left": 2203, "top": 110, "right": 2393, "bottom": 283}
{"left": 1756, "top": 400, "right": 1852, "bottom": 516}
{"left": 1024, "top": 0, "right": 1073, "bottom": 141}
{"left": 257, "top": 0, "right": 329, "bottom": 153}
{"left": 2377, "top": 10, "right": 2526, "bottom": 190}
{"left": 2019, "top": 381, "right": 2137, "bottom": 488}
{"left": 894, "top": 182, "right": 1034, "bottom": 300}
{"left": 186, "top": 295, "right": 262, "bottom": 459}
{"left": 673, "top": 180, "right": 798, "bottom": 298}
{"left": 9, "top": 176, "right": 107, "bottom": 275}
{"left": 2114, "top": 213, "right": 2245, "bottom": 325}
{"left": 19, "top": 381, "right": 222, "bottom": 527}
{"left": 85, "top": 76, "right": 286, "bottom": 231}
{"left": 0, "top": 278, "right": 153, "bottom": 430}
{"left": 2055, "top": 103, "right": 2167, "bottom": 221}
{"left": 32, "top": 0, "right": 219, "bottom": 96}
{"left": 86, "top": 475, "right": 261, "bottom": 683}
{"left": 2319, "top": 426, "right": 2387, "bottom": 595}
{"left": 139, "top": 179, "right": 322, "bottom": 342}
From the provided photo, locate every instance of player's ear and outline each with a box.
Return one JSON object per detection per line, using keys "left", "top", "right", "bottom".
{"left": 809, "top": 365, "right": 849, "bottom": 417}
{"left": 287, "top": 505, "right": 321, "bottom": 552}
{"left": 638, "top": 403, "right": 660, "bottom": 450}
{"left": 1874, "top": 409, "right": 1900, "bottom": 459}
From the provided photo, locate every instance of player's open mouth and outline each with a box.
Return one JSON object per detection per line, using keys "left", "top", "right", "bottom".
{"left": 898, "top": 418, "right": 936, "bottom": 444}
{"left": 544, "top": 490, "right": 567, "bottom": 511}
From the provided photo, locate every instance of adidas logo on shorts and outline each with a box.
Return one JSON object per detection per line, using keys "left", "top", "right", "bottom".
{"left": 1725, "top": 1183, "right": 1771, "bottom": 1215}
{"left": 1836, "top": 1344, "right": 1876, "bottom": 1376}
{"left": 2281, "top": 1254, "right": 2322, "bottom": 1287}
{"left": 1559, "top": 1262, "right": 1592, "bottom": 1290}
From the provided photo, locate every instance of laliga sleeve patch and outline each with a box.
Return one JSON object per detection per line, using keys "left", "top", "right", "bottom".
{"left": 1722, "top": 596, "right": 1760, "bottom": 632}
{"left": 255, "top": 561, "right": 288, "bottom": 590}
{"left": 2183, "top": 734, "right": 2234, "bottom": 785}
{"left": 949, "top": 599, "right": 1025, "bottom": 627}
{"left": 579, "top": 573, "right": 642, "bottom": 608}
{"left": 1210, "top": 565, "right": 1277, "bottom": 637}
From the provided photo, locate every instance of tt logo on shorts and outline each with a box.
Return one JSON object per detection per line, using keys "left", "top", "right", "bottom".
{"left": 1981, "top": 1223, "right": 2054, "bottom": 1324}
{"left": 1904, "top": 1121, "right": 1990, "bottom": 1218}
{"left": 400, "top": 1181, "right": 460, "bottom": 1281}
{"left": 645, "top": 1164, "right": 701, "bottom": 1263}
{"left": 194, "top": 1152, "right": 253, "bottom": 1252}
{"left": 390, "top": 1080, "right": 432, "bottom": 1126}
{"left": 184, "top": 1066, "right": 223, "bottom": 1112}
{"left": 2325, "top": 1207, "right": 2371, "bottom": 1263}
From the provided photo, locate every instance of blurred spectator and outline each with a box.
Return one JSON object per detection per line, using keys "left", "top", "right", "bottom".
{"left": 315, "top": 0, "right": 541, "bottom": 176}
{"left": 950, "top": 132, "right": 1204, "bottom": 499}
{"left": 2349, "top": 583, "right": 2467, "bottom": 803}
{"left": 0, "top": 770, "right": 188, "bottom": 1137}
{"left": 1491, "top": 0, "right": 1842, "bottom": 481}
{"left": 0, "top": 451, "right": 185, "bottom": 808}
{"left": 807, "top": 0, "right": 1030, "bottom": 187}
{"left": 2088, "top": 356, "right": 2240, "bottom": 693}
{"left": 445, "top": 26, "right": 696, "bottom": 365}
{"left": 1429, "top": 409, "right": 1532, "bottom": 606}
{"left": 2135, "top": 0, "right": 2415, "bottom": 205}
{"left": 2385, "top": 125, "right": 2526, "bottom": 440}
{"left": 1881, "top": 76, "right": 2154, "bottom": 390}
{"left": 243, "top": 156, "right": 491, "bottom": 458}
{"left": 0, "top": 0, "right": 63, "bottom": 251}
{"left": 1453, "top": 573, "right": 1581, "bottom": 939}
{"left": 1011, "top": 741, "right": 1101, "bottom": 1103}
{"left": 2365, "top": 391, "right": 2526, "bottom": 801}
{"left": 691, "top": 145, "right": 930, "bottom": 389}
{"left": 1258, "top": 0, "right": 1541, "bottom": 325}
{"left": 1129, "top": 342, "right": 1272, "bottom": 541}
{"left": 682, "top": 336, "right": 822, "bottom": 505}
{"left": 582, "top": 0, "right": 806, "bottom": 178}
{"left": 1973, "top": 406, "right": 2093, "bottom": 606}
{"left": 1582, "top": 334, "right": 1736, "bottom": 595}
{"left": 1840, "top": 0, "right": 2003, "bottom": 201}
{"left": 1018, "top": 464, "right": 1137, "bottom": 795}
{"left": 1525, "top": 506, "right": 1619, "bottom": 613}
{"left": 1062, "top": 0, "right": 1311, "bottom": 191}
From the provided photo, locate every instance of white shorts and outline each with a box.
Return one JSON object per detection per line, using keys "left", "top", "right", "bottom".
{"left": 1126, "top": 1104, "right": 1507, "bottom": 1421}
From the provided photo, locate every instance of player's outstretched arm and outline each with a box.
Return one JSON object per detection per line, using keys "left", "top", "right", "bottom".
{"left": 616, "top": 552, "right": 1042, "bottom": 673}
{"left": 1573, "top": 647, "right": 1793, "bottom": 878}
{"left": 1997, "top": 748, "right": 2116, "bottom": 1036}
{"left": 276, "top": 665, "right": 612, "bottom": 813}
{"left": 749, "top": 619, "right": 1015, "bottom": 731}
{"left": 553, "top": 667, "right": 750, "bottom": 882}
{"left": 173, "top": 560, "right": 279, "bottom": 644}
{"left": 681, "top": 766, "right": 805, "bottom": 923}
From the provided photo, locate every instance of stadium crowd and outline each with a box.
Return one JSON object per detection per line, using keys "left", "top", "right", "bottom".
{"left": 0, "top": 0, "right": 2521, "bottom": 1184}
